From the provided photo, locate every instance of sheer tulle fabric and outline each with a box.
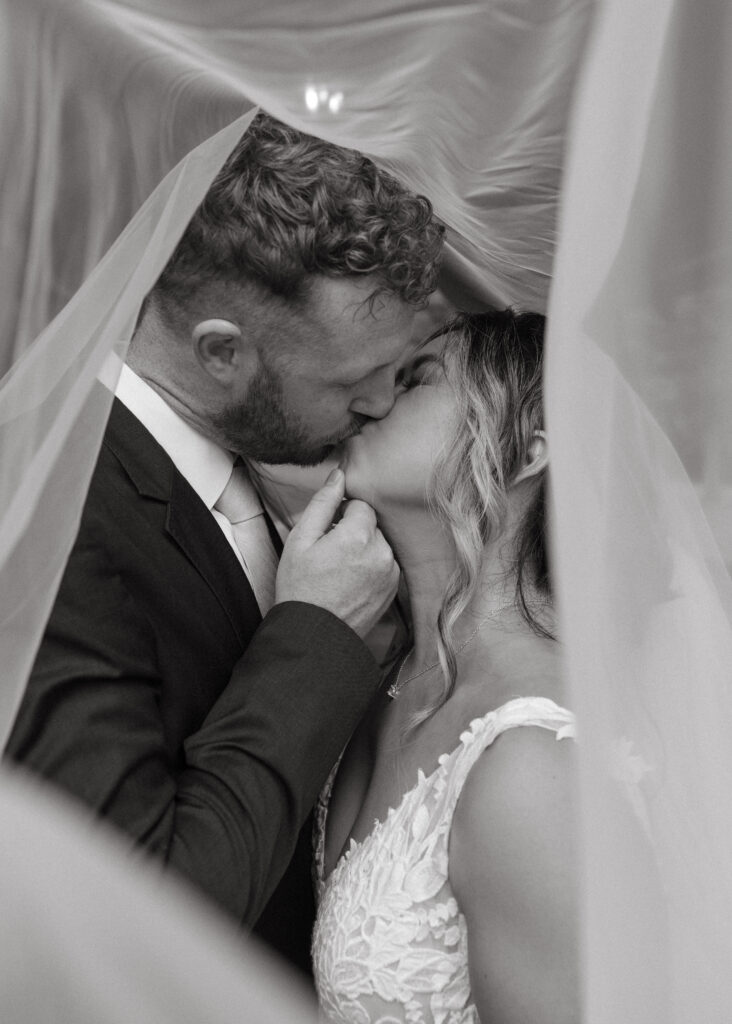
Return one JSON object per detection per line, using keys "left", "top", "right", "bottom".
{"left": 0, "top": 106, "right": 258, "bottom": 746}
{"left": 547, "top": 0, "right": 732, "bottom": 1018}
{"left": 0, "top": 0, "right": 731, "bottom": 1020}
{"left": 0, "top": 0, "right": 591, "bottom": 747}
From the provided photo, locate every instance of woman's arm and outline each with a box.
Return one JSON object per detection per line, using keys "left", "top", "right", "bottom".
{"left": 449, "top": 726, "right": 580, "bottom": 1024}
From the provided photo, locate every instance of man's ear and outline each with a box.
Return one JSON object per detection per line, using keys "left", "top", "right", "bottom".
{"left": 191, "top": 318, "right": 244, "bottom": 382}
{"left": 513, "top": 429, "right": 548, "bottom": 485}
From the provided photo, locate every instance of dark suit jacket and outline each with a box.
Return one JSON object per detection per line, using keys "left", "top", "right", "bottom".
{"left": 6, "top": 397, "right": 380, "bottom": 968}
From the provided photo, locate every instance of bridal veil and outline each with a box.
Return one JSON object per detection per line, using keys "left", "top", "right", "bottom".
{"left": 1, "top": 0, "right": 731, "bottom": 1019}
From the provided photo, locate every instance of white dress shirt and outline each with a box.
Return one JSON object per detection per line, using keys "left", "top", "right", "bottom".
{"left": 115, "top": 364, "right": 258, "bottom": 581}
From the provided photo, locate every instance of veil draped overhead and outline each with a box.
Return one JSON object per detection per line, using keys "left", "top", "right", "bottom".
{"left": 1, "top": 0, "right": 731, "bottom": 1019}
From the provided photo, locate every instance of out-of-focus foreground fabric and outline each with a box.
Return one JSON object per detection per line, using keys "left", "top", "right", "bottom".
{"left": 0, "top": 0, "right": 731, "bottom": 1021}
{"left": 0, "top": 764, "right": 317, "bottom": 1023}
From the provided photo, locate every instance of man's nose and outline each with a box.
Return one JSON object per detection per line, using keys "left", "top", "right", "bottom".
{"left": 349, "top": 378, "right": 398, "bottom": 421}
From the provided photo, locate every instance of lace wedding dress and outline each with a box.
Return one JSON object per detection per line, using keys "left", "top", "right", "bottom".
{"left": 312, "top": 697, "right": 576, "bottom": 1024}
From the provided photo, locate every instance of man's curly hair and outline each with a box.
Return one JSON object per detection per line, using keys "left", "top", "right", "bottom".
{"left": 153, "top": 111, "right": 444, "bottom": 312}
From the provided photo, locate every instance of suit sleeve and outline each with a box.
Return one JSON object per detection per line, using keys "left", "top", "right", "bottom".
{"left": 5, "top": 535, "right": 380, "bottom": 926}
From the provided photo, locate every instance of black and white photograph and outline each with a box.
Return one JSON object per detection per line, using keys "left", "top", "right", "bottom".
{"left": 1, "top": 1, "right": 731, "bottom": 1022}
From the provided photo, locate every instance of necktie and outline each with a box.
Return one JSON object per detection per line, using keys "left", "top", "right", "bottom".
{"left": 214, "top": 463, "right": 278, "bottom": 616}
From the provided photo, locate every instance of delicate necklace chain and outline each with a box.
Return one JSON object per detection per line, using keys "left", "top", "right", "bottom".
{"left": 386, "top": 600, "right": 518, "bottom": 700}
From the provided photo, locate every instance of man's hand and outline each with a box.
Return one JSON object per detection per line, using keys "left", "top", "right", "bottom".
{"left": 275, "top": 468, "right": 399, "bottom": 639}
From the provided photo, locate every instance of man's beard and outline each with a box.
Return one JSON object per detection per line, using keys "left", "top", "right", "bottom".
{"left": 211, "top": 358, "right": 361, "bottom": 466}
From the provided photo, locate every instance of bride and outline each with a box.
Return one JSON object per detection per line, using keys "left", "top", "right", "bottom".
{"left": 312, "top": 308, "right": 579, "bottom": 1024}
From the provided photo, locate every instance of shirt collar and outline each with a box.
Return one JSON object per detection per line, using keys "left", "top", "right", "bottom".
{"left": 115, "top": 364, "right": 233, "bottom": 510}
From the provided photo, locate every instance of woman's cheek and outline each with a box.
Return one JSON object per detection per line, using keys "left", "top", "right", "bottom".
{"left": 344, "top": 389, "right": 452, "bottom": 505}
{"left": 343, "top": 432, "right": 417, "bottom": 505}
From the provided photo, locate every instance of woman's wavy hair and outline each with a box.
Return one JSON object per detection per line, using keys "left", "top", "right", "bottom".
{"left": 152, "top": 111, "right": 444, "bottom": 315}
{"left": 417, "top": 308, "right": 551, "bottom": 721}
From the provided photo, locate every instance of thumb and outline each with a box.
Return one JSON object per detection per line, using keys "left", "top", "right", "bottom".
{"left": 290, "top": 467, "right": 345, "bottom": 544}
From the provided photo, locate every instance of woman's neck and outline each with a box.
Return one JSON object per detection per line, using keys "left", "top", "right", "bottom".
{"left": 379, "top": 504, "right": 454, "bottom": 662}
{"left": 378, "top": 502, "right": 519, "bottom": 671}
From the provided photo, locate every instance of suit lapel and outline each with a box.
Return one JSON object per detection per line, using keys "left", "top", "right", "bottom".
{"left": 105, "top": 399, "right": 262, "bottom": 650}
{"left": 165, "top": 472, "right": 262, "bottom": 648}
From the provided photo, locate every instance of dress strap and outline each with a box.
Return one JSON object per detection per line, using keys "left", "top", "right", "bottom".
{"left": 435, "top": 696, "right": 576, "bottom": 835}
{"left": 483, "top": 695, "right": 576, "bottom": 741}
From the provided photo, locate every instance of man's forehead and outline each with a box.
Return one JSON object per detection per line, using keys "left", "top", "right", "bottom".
{"left": 313, "top": 323, "right": 441, "bottom": 388}
{"left": 306, "top": 275, "right": 410, "bottom": 325}
{"left": 302, "top": 284, "right": 413, "bottom": 345}
{"left": 282, "top": 276, "right": 446, "bottom": 381}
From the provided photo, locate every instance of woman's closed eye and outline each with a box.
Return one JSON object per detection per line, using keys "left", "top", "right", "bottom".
{"left": 397, "top": 354, "right": 444, "bottom": 390}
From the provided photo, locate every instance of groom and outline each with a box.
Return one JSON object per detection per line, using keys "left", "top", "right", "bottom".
{"left": 5, "top": 113, "right": 444, "bottom": 969}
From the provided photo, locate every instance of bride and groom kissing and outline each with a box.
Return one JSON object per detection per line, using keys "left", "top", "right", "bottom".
{"left": 6, "top": 112, "right": 578, "bottom": 1024}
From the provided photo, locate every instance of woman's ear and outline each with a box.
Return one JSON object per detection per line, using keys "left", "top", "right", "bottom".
{"left": 191, "top": 318, "right": 243, "bottom": 382}
{"left": 513, "top": 429, "right": 548, "bottom": 484}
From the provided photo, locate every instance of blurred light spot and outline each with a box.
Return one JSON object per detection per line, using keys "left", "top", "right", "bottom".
{"left": 304, "top": 85, "right": 344, "bottom": 114}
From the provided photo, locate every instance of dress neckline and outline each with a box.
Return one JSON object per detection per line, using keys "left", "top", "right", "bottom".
{"left": 320, "top": 695, "right": 573, "bottom": 885}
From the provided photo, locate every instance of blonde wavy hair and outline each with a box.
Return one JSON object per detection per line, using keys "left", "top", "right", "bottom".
{"left": 412, "top": 308, "right": 551, "bottom": 724}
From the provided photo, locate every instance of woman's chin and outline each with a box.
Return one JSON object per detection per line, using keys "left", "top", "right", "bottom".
{"left": 343, "top": 467, "right": 376, "bottom": 505}
{"left": 342, "top": 445, "right": 377, "bottom": 504}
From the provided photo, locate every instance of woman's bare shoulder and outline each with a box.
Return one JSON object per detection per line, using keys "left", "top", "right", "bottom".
{"left": 448, "top": 722, "right": 580, "bottom": 1023}
{"left": 449, "top": 721, "right": 578, "bottom": 909}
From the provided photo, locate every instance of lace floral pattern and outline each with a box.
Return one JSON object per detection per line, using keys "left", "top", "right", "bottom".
{"left": 312, "top": 697, "right": 576, "bottom": 1024}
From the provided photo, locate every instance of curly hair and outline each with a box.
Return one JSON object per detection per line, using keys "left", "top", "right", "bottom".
{"left": 152, "top": 111, "right": 444, "bottom": 314}
{"left": 411, "top": 308, "right": 552, "bottom": 724}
